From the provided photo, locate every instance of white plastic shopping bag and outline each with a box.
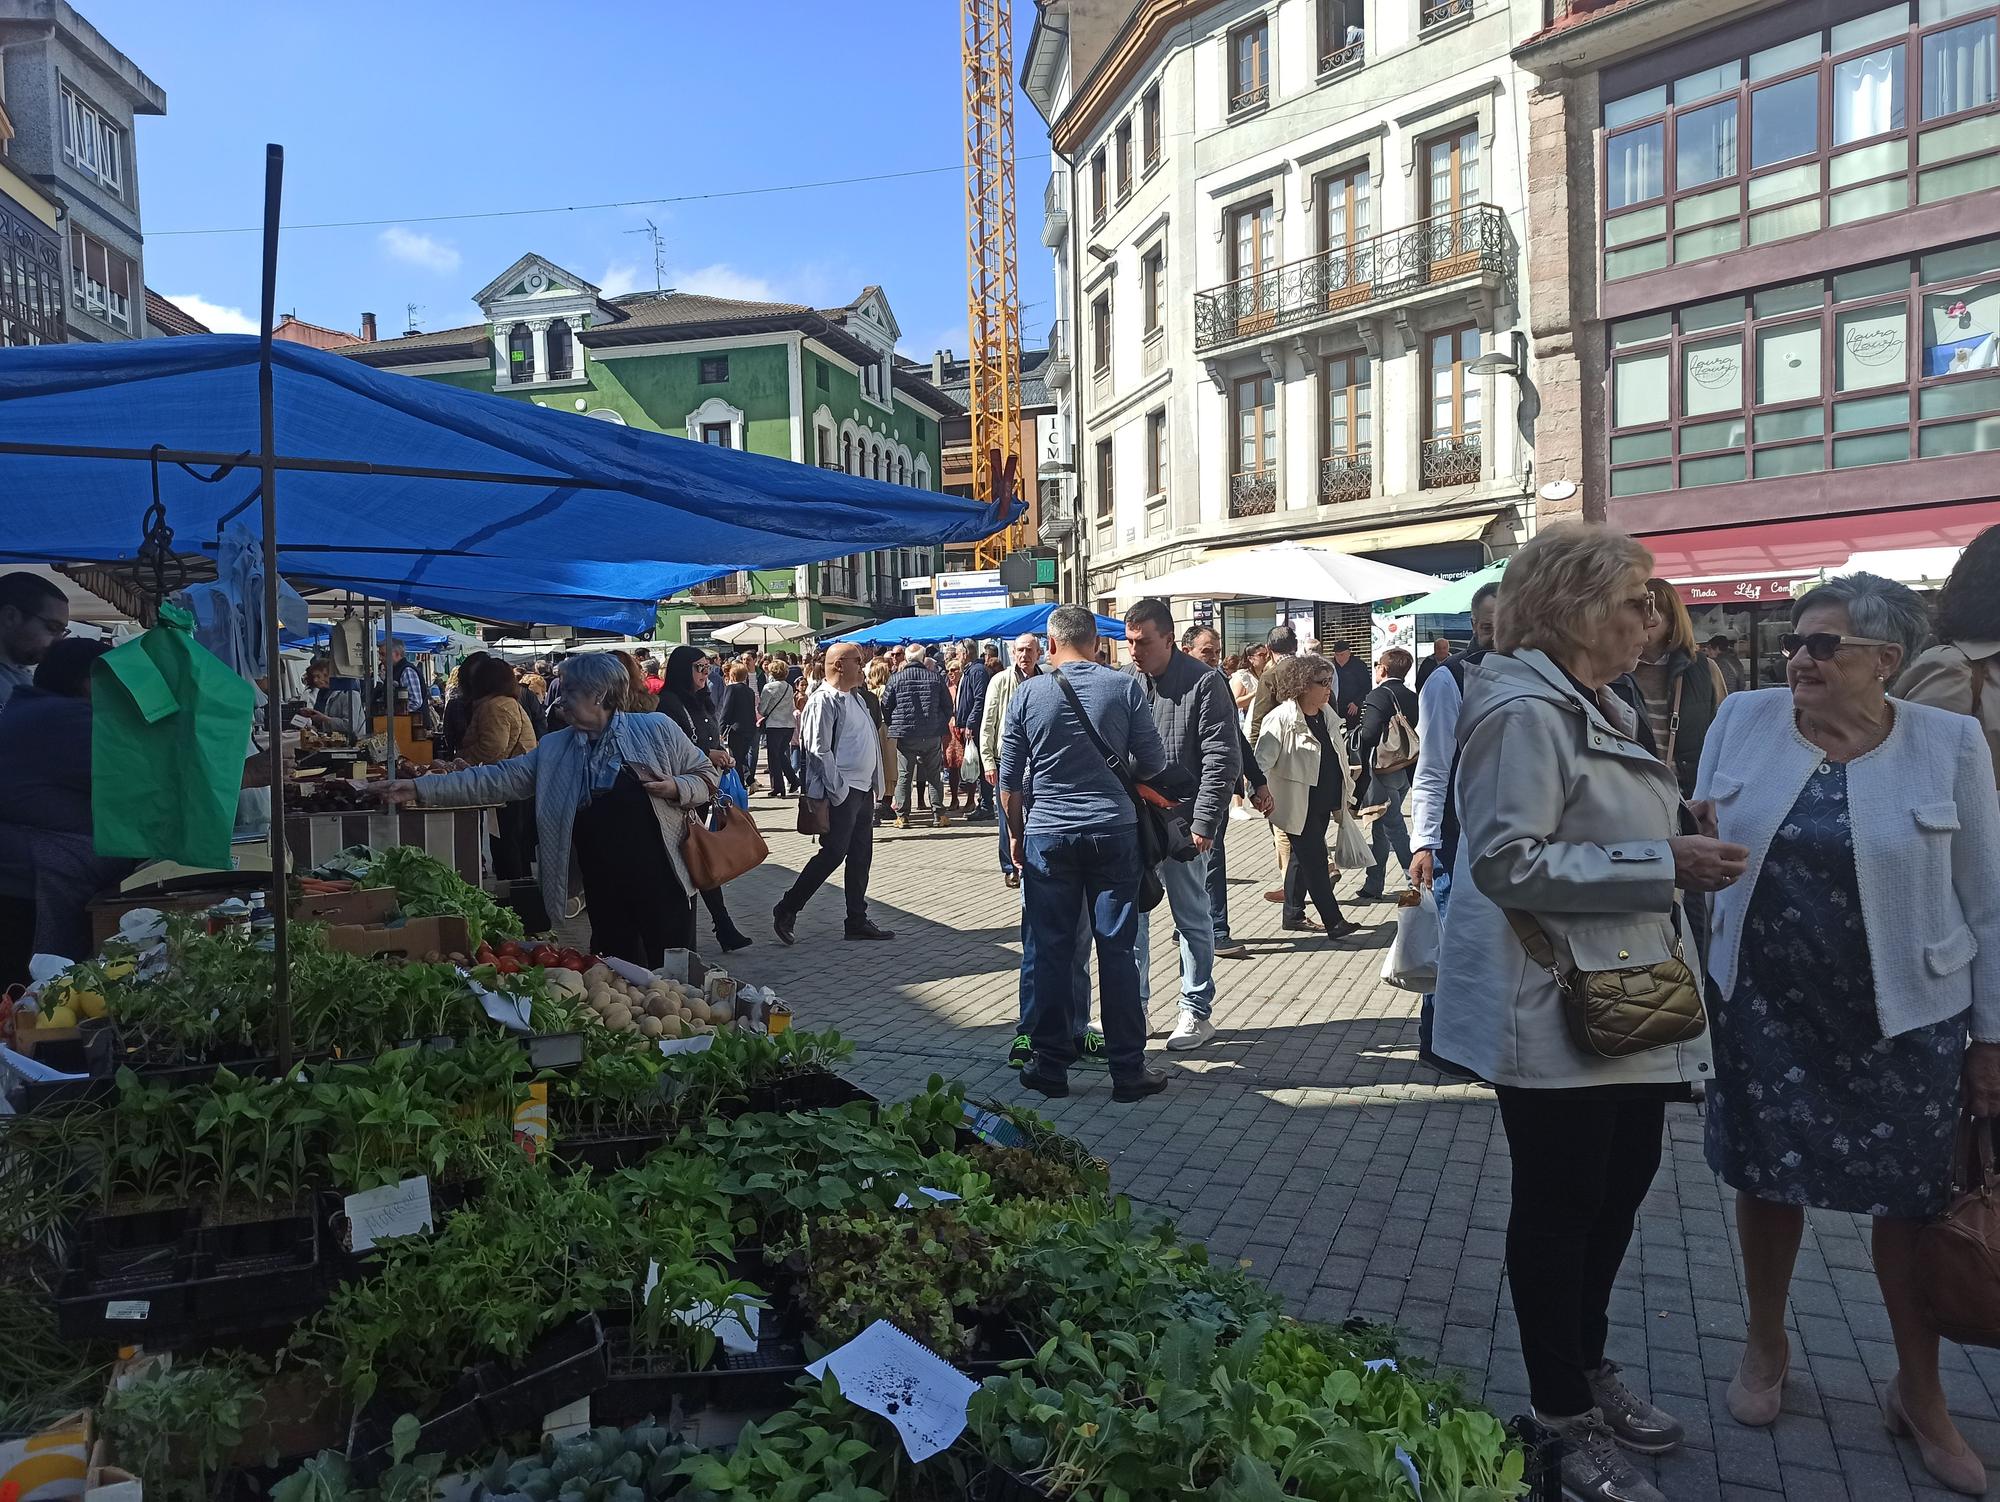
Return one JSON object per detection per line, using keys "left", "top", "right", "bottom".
{"left": 1379, "top": 889, "right": 1439, "bottom": 992}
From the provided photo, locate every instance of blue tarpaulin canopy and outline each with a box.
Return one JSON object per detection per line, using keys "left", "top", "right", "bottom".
{"left": 0, "top": 336, "right": 1014, "bottom": 634}
{"left": 280, "top": 612, "right": 483, "bottom": 655}
{"left": 829, "top": 603, "right": 1127, "bottom": 647}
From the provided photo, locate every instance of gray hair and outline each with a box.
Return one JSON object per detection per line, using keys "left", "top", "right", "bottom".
{"left": 1047, "top": 604, "right": 1099, "bottom": 650}
{"left": 556, "top": 652, "right": 629, "bottom": 711}
{"left": 1791, "top": 571, "right": 1930, "bottom": 673}
{"left": 902, "top": 643, "right": 926, "bottom": 665}
{"left": 1271, "top": 651, "right": 1333, "bottom": 704}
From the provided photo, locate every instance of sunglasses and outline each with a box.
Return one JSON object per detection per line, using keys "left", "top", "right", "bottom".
{"left": 1780, "top": 632, "right": 1896, "bottom": 661}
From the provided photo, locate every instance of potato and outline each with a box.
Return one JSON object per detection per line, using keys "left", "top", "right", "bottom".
{"left": 637, "top": 1016, "right": 663, "bottom": 1038}
{"left": 584, "top": 964, "right": 612, "bottom": 985}
{"left": 658, "top": 1014, "right": 685, "bottom": 1038}
{"left": 645, "top": 996, "right": 671, "bottom": 1019}
{"left": 675, "top": 1005, "right": 692, "bottom": 1021}
{"left": 603, "top": 1003, "right": 632, "bottom": 1030}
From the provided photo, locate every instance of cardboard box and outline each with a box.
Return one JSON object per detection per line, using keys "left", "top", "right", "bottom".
{"left": 324, "top": 914, "right": 472, "bottom": 962}
{"left": 291, "top": 887, "right": 399, "bottom": 926}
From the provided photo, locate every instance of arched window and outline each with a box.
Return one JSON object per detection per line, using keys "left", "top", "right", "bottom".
{"left": 507, "top": 323, "right": 534, "bottom": 383}
{"left": 841, "top": 431, "right": 853, "bottom": 471}
{"left": 546, "top": 320, "right": 574, "bottom": 380}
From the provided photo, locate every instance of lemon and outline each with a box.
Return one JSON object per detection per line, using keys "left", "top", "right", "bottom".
{"left": 71, "top": 990, "right": 107, "bottom": 1020}
{"left": 102, "top": 960, "right": 135, "bottom": 982}
{"left": 43, "top": 1005, "right": 78, "bottom": 1028}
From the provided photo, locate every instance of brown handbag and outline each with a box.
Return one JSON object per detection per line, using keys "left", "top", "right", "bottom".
{"left": 1918, "top": 1115, "right": 2000, "bottom": 1348}
{"left": 683, "top": 800, "right": 770, "bottom": 891}
{"left": 1506, "top": 910, "right": 1707, "bottom": 1058}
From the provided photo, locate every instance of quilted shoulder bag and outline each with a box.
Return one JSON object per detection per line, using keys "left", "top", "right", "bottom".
{"left": 1505, "top": 910, "right": 1706, "bottom": 1058}
{"left": 1918, "top": 1114, "right": 2000, "bottom": 1348}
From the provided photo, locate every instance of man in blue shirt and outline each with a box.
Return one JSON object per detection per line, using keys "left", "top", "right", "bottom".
{"left": 999, "top": 605, "right": 1169, "bottom": 1103}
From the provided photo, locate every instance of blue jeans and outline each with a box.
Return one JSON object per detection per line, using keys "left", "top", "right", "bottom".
{"left": 1364, "top": 769, "right": 1413, "bottom": 892}
{"left": 998, "top": 797, "right": 1017, "bottom": 876}
{"left": 1015, "top": 897, "right": 1091, "bottom": 1040}
{"left": 1418, "top": 866, "right": 1453, "bottom": 1059}
{"left": 1206, "top": 819, "right": 1232, "bottom": 943}
{"left": 1020, "top": 827, "right": 1146, "bottom": 1079}
{"left": 1137, "top": 849, "right": 1216, "bottom": 1021}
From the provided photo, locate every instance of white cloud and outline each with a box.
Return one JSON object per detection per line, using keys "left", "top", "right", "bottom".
{"left": 667, "top": 262, "right": 779, "bottom": 302}
{"left": 379, "top": 226, "right": 462, "bottom": 274}
{"left": 161, "top": 293, "right": 258, "bottom": 334}
{"left": 597, "top": 260, "right": 644, "bottom": 299}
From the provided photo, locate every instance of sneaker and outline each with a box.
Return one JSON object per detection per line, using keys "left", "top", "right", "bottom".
{"left": 1166, "top": 1014, "right": 1216, "bottom": 1050}
{"left": 1018, "top": 1061, "right": 1070, "bottom": 1099}
{"left": 1587, "top": 1363, "right": 1684, "bottom": 1455}
{"left": 1540, "top": 1411, "right": 1664, "bottom": 1502}
{"left": 933, "top": 810, "right": 950, "bottom": 828}
{"left": 1111, "top": 1067, "right": 1170, "bottom": 1103}
{"left": 1006, "top": 1034, "right": 1033, "bottom": 1069}
{"left": 1077, "top": 1028, "right": 1107, "bottom": 1066}
{"left": 1213, "top": 939, "right": 1250, "bottom": 959}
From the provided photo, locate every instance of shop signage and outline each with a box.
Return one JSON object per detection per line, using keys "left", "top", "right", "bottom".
{"left": 934, "top": 570, "right": 1007, "bottom": 614}
{"left": 1676, "top": 575, "right": 1800, "bottom": 604}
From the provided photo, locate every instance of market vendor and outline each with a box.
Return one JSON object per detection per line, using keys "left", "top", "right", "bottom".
{"left": 373, "top": 652, "right": 718, "bottom": 967}
{"left": 0, "top": 638, "right": 132, "bottom": 966}
{"left": 0, "top": 571, "right": 72, "bottom": 716}
{"left": 296, "top": 656, "right": 366, "bottom": 741}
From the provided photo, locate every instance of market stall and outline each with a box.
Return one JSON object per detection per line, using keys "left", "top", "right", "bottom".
{"left": 829, "top": 602, "right": 1127, "bottom": 649}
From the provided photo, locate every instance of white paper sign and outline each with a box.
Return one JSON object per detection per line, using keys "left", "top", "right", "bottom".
{"left": 543, "top": 1397, "right": 592, "bottom": 1441}
{"left": 476, "top": 985, "right": 533, "bottom": 1032}
{"left": 657, "top": 1033, "right": 715, "bottom": 1057}
{"left": 0, "top": 1043, "right": 89, "bottom": 1084}
{"left": 1364, "top": 1357, "right": 1400, "bottom": 1373}
{"left": 643, "top": 1259, "right": 761, "bottom": 1354}
{"left": 804, "top": 1320, "right": 977, "bottom": 1462}
{"left": 104, "top": 1300, "right": 150, "bottom": 1321}
{"left": 344, "top": 1175, "right": 434, "bottom": 1250}
{"left": 893, "top": 1186, "right": 962, "bottom": 1209}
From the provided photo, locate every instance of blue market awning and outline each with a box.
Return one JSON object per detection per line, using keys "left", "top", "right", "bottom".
{"left": 0, "top": 336, "right": 1010, "bottom": 634}
{"left": 280, "top": 612, "right": 483, "bottom": 654}
{"left": 830, "top": 603, "right": 1127, "bottom": 647}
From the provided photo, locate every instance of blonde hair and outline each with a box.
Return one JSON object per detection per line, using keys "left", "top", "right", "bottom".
{"left": 1496, "top": 522, "right": 1654, "bottom": 659}
{"left": 865, "top": 659, "right": 890, "bottom": 691}
{"left": 726, "top": 661, "right": 749, "bottom": 683}
{"left": 1645, "top": 577, "right": 1697, "bottom": 656}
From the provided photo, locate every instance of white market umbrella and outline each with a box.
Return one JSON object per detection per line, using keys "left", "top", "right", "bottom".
{"left": 1144, "top": 541, "right": 1444, "bottom": 605}
{"left": 711, "top": 614, "right": 814, "bottom": 647}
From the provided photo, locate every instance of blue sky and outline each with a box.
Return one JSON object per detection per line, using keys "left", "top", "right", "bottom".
{"left": 101, "top": 0, "right": 1054, "bottom": 362}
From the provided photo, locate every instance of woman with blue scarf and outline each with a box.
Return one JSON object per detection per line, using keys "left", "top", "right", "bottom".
{"left": 376, "top": 652, "right": 717, "bottom": 966}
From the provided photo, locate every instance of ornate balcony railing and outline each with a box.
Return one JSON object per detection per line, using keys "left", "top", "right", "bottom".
{"left": 1422, "top": 0, "right": 1472, "bottom": 26}
{"left": 1319, "top": 30, "right": 1364, "bottom": 70}
{"left": 1421, "top": 434, "right": 1482, "bottom": 489}
{"left": 1042, "top": 173, "right": 1070, "bottom": 247}
{"left": 1194, "top": 204, "right": 1510, "bottom": 351}
{"left": 1319, "top": 449, "right": 1373, "bottom": 503}
{"left": 1229, "top": 81, "right": 1270, "bottom": 113}
{"left": 1229, "top": 467, "right": 1277, "bottom": 518}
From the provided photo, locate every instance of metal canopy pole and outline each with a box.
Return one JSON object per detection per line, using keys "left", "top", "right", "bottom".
{"left": 257, "top": 144, "right": 294, "bottom": 1072}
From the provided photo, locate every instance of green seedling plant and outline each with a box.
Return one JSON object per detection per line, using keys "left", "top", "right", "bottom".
{"left": 802, "top": 1204, "right": 1018, "bottom": 1358}
{"left": 480, "top": 1420, "right": 703, "bottom": 1502}
{"left": 369, "top": 845, "right": 523, "bottom": 946}
{"left": 98, "top": 1355, "right": 265, "bottom": 1502}
{"left": 630, "top": 1241, "right": 768, "bottom": 1373}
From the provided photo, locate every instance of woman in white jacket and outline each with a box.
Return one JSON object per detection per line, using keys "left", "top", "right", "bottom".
{"left": 1254, "top": 652, "right": 1361, "bottom": 942}
{"left": 1697, "top": 572, "right": 2000, "bottom": 1495}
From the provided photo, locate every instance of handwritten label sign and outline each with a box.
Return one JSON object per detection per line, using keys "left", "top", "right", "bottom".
{"left": 805, "top": 1321, "right": 977, "bottom": 1462}
{"left": 657, "top": 1033, "right": 715, "bottom": 1057}
{"left": 104, "top": 1300, "right": 151, "bottom": 1321}
{"left": 344, "top": 1175, "right": 434, "bottom": 1251}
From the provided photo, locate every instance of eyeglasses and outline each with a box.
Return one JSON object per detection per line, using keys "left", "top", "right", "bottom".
{"left": 1311, "top": 676, "right": 1335, "bottom": 688}
{"left": 1622, "top": 594, "right": 1663, "bottom": 623}
{"left": 1780, "top": 632, "right": 1897, "bottom": 662}
{"left": 33, "top": 614, "right": 68, "bottom": 639}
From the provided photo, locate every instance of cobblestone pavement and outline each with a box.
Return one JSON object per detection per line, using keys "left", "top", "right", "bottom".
{"left": 685, "top": 794, "right": 1992, "bottom": 1500}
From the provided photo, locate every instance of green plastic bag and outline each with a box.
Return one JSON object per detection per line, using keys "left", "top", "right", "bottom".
{"left": 92, "top": 600, "right": 258, "bottom": 870}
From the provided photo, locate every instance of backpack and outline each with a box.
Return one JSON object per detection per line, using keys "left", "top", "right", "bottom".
{"left": 1374, "top": 704, "right": 1418, "bottom": 774}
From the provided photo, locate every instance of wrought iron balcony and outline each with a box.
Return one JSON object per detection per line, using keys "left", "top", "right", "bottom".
{"left": 1319, "top": 449, "right": 1373, "bottom": 503}
{"left": 1422, "top": 0, "right": 1472, "bottom": 26}
{"left": 1229, "top": 467, "right": 1277, "bottom": 518}
{"left": 1229, "top": 81, "right": 1270, "bottom": 114}
{"left": 1194, "top": 205, "right": 1511, "bottom": 352}
{"left": 1042, "top": 173, "right": 1070, "bottom": 247}
{"left": 1319, "top": 31, "right": 1364, "bottom": 70}
{"left": 1421, "top": 434, "right": 1482, "bottom": 489}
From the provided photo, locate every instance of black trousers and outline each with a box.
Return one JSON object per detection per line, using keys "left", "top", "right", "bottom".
{"left": 1495, "top": 1086, "right": 1667, "bottom": 1416}
{"left": 762, "top": 729, "right": 794, "bottom": 796}
{"left": 728, "top": 728, "right": 757, "bottom": 782}
{"left": 1282, "top": 797, "right": 1346, "bottom": 928}
{"left": 780, "top": 787, "right": 873, "bottom": 927}
{"left": 493, "top": 797, "right": 536, "bottom": 881}
{"left": 571, "top": 772, "right": 693, "bottom": 968}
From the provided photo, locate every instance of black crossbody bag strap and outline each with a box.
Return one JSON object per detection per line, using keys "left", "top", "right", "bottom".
{"left": 1053, "top": 667, "right": 1136, "bottom": 796}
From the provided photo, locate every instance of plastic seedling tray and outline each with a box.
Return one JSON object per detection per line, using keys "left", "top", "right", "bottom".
{"left": 550, "top": 1125, "right": 677, "bottom": 1176}
{"left": 598, "top": 1323, "right": 721, "bottom": 1426}
{"left": 347, "top": 1369, "right": 490, "bottom": 1485}
{"left": 189, "top": 1210, "right": 324, "bottom": 1330}
{"left": 974, "top": 1463, "right": 1058, "bottom": 1502}
{"left": 1512, "top": 1414, "right": 1565, "bottom": 1502}
{"left": 479, "top": 1313, "right": 609, "bottom": 1442}
{"left": 525, "top": 1031, "right": 586, "bottom": 1072}
{"left": 746, "top": 1069, "right": 879, "bottom": 1119}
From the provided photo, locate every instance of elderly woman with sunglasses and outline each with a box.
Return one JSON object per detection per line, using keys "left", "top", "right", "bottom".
{"left": 1695, "top": 572, "right": 2000, "bottom": 1494}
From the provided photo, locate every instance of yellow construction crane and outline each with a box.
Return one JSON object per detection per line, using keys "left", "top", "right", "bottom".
{"left": 961, "top": 0, "right": 1024, "bottom": 573}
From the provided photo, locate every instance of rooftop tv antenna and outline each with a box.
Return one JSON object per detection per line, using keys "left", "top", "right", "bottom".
{"left": 404, "top": 302, "right": 423, "bottom": 333}
{"left": 626, "top": 220, "right": 666, "bottom": 292}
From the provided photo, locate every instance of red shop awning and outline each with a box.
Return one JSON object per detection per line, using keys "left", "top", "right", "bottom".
{"left": 1638, "top": 499, "right": 2000, "bottom": 580}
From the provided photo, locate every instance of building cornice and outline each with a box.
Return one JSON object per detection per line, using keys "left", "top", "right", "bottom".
{"left": 1050, "top": 0, "right": 1198, "bottom": 158}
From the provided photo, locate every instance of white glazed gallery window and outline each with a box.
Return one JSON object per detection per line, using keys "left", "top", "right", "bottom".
{"left": 61, "top": 86, "right": 123, "bottom": 194}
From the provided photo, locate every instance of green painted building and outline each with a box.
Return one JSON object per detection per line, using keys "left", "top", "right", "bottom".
{"left": 336, "top": 253, "right": 959, "bottom": 643}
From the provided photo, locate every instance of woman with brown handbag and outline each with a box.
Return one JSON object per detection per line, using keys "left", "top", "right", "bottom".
{"left": 657, "top": 645, "right": 753, "bottom": 954}
{"left": 1698, "top": 572, "right": 2000, "bottom": 1494}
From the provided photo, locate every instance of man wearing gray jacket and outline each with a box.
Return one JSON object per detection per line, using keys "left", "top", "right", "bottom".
{"left": 1124, "top": 597, "right": 1239, "bottom": 1050}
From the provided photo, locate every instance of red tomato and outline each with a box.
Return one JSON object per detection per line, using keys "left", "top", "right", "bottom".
{"left": 495, "top": 956, "right": 523, "bottom": 975}
{"left": 475, "top": 943, "right": 497, "bottom": 965}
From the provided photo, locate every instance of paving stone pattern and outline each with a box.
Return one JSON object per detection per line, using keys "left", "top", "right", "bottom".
{"left": 676, "top": 798, "right": 1991, "bottom": 1500}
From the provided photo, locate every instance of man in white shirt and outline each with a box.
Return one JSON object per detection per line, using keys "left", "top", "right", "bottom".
{"left": 774, "top": 642, "right": 892, "bottom": 944}
{"left": 1407, "top": 581, "right": 1498, "bottom": 1074}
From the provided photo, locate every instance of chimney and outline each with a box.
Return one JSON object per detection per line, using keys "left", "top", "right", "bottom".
{"left": 931, "top": 350, "right": 946, "bottom": 384}
{"left": 360, "top": 311, "right": 378, "bottom": 342}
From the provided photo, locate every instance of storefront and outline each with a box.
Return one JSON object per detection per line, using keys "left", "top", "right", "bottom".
{"left": 1642, "top": 496, "right": 2000, "bottom": 687}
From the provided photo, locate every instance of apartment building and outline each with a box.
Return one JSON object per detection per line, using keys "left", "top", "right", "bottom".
{"left": 1025, "top": 0, "right": 1540, "bottom": 652}
{"left": 0, "top": 0, "right": 164, "bottom": 342}
{"left": 1519, "top": 0, "right": 2000, "bottom": 682}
